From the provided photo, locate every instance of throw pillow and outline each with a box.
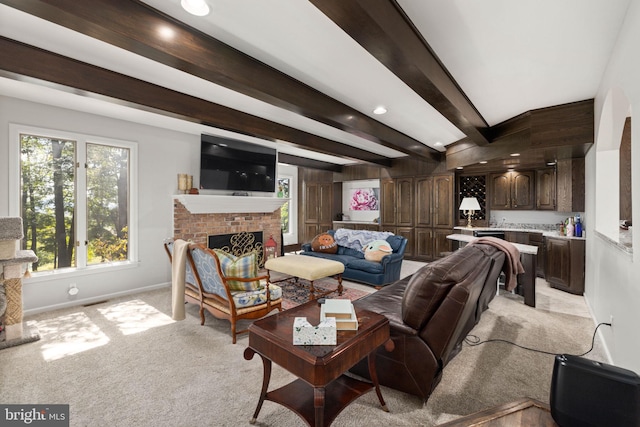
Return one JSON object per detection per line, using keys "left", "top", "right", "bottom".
{"left": 363, "top": 239, "right": 392, "bottom": 262}
{"left": 311, "top": 233, "right": 338, "bottom": 254}
{"left": 213, "top": 249, "right": 261, "bottom": 291}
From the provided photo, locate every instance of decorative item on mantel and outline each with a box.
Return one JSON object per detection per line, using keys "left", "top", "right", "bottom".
{"left": 264, "top": 235, "right": 278, "bottom": 260}
{"left": 459, "top": 197, "right": 481, "bottom": 228}
{"left": 177, "top": 173, "right": 193, "bottom": 194}
{"left": 0, "top": 217, "right": 39, "bottom": 350}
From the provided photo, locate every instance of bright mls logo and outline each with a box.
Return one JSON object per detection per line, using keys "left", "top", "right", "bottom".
{"left": 1, "top": 405, "right": 69, "bottom": 426}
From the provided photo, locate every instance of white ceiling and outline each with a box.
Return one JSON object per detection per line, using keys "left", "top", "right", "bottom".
{"left": 0, "top": 0, "right": 632, "bottom": 165}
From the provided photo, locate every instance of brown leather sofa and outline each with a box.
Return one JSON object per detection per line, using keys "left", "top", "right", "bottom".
{"left": 349, "top": 243, "right": 506, "bottom": 402}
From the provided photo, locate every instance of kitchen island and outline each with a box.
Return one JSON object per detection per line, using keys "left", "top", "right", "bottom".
{"left": 447, "top": 233, "right": 538, "bottom": 307}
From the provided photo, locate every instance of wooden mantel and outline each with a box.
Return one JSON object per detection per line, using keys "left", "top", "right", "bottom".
{"left": 173, "top": 195, "right": 289, "bottom": 214}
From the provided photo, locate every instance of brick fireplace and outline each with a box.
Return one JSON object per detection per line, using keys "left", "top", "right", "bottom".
{"left": 172, "top": 199, "right": 282, "bottom": 253}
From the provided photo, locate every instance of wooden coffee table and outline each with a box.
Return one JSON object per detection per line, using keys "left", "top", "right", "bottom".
{"left": 244, "top": 299, "right": 392, "bottom": 427}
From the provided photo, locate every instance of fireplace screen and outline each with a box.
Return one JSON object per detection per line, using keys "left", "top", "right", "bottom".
{"left": 208, "top": 231, "right": 265, "bottom": 268}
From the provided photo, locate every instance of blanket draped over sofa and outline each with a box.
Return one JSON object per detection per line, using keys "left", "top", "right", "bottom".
{"left": 300, "top": 229, "right": 408, "bottom": 287}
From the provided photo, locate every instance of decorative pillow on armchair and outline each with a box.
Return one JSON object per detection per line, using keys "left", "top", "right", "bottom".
{"left": 213, "top": 249, "right": 261, "bottom": 291}
{"left": 311, "top": 233, "right": 338, "bottom": 254}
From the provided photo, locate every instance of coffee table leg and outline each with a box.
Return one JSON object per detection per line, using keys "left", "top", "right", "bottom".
{"left": 244, "top": 348, "right": 272, "bottom": 424}
{"left": 313, "top": 387, "right": 325, "bottom": 427}
{"left": 368, "top": 352, "right": 389, "bottom": 412}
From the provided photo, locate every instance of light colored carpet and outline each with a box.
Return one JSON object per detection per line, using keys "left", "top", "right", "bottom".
{"left": 0, "top": 273, "right": 605, "bottom": 426}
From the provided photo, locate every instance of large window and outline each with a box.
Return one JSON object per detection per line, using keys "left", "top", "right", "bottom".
{"left": 12, "top": 125, "right": 137, "bottom": 274}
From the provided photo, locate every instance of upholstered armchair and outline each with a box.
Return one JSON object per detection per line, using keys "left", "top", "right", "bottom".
{"left": 164, "top": 242, "right": 283, "bottom": 343}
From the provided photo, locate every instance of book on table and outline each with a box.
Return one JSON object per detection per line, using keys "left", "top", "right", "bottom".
{"left": 321, "top": 299, "right": 358, "bottom": 331}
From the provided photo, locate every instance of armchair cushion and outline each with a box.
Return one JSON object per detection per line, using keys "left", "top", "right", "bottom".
{"left": 213, "top": 249, "right": 260, "bottom": 291}
{"left": 232, "top": 284, "right": 282, "bottom": 308}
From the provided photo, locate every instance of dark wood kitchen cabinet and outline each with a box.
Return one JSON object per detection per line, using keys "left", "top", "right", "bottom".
{"left": 545, "top": 237, "right": 585, "bottom": 294}
{"left": 381, "top": 177, "right": 415, "bottom": 257}
{"left": 381, "top": 177, "right": 413, "bottom": 227}
{"left": 414, "top": 174, "right": 454, "bottom": 261}
{"left": 489, "top": 171, "right": 535, "bottom": 210}
{"left": 381, "top": 174, "right": 453, "bottom": 261}
{"left": 536, "top": 168, "right": 556, "bottom": 210}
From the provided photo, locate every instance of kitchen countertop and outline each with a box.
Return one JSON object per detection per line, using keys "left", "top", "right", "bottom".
{"left": 453, "top": 226, "right": 586, "bottom": 241}
{"left": 447, "top": 234, "right": 538, "bottom": 255}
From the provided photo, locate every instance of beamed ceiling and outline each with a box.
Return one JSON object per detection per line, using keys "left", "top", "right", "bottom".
{"left": 0, "top": 0, "right": 631, "bottom": 171}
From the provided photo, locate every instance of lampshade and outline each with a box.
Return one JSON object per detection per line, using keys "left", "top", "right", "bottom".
{"left": 459, "top": 197, "right": 481, "bottom": 211}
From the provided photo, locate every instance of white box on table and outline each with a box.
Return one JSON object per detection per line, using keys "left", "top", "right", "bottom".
{"left": 321, "top": 299, "right": 359, "bottom": 331}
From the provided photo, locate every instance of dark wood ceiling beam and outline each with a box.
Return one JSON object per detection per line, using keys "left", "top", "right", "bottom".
{"left": 310, "top": 0, "right": 491, "bottom": 146}
{"left": 446, "top": 100, "right": 594, "bottom": 170}
{"left": 0, "top": 0, "right": 440, "bottom": 162}
{"left": 277, "top": 153, "right": 343, "bottom": 173}
{"left": 0, "top": 37, "right": 391, "bottom": 167}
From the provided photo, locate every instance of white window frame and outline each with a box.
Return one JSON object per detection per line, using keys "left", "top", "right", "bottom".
{"left": 8, "top": 124, "right": 139, "bottom": 279}
{"left": 277, "top": 163, "right": 298, "bottom": 246}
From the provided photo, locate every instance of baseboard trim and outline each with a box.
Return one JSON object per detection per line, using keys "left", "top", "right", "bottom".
{"left": 23, "top": 282, "right": 170, "bottom": 317}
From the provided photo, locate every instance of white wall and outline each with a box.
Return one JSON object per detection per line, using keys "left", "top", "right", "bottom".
{"left": 0, "top": 96, "right": 199, "bottom": 314}
{"left": 586, "top": 0, "right": 640, "bottom": 373}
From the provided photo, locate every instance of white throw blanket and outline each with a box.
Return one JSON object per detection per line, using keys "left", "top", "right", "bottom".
{"left": 171, "top": 239, "right": 189, "bottom": 321}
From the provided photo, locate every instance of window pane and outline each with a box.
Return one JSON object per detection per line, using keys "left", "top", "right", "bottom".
{"left": 277, "top": 178, "right": 290, "bottom": 233}
{"left": 86, "top": 143, "right": 129, "bottom": 265}
{"left": 20, "top": 134, "right": 76, "bottom": 271}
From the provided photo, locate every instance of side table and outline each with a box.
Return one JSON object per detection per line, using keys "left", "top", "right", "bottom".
{"left": 244, "top": 299, "right": 392, "bottom": 427}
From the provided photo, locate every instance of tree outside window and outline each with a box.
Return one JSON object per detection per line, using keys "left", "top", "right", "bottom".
{"left": 20, "top": 133, "right": 130, "bottom": 272}
{"left": 277, "top": 177, "right": 290, "bottom": 234}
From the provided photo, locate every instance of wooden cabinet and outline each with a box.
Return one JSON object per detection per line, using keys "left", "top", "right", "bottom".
{"left": 489, "top": 171, "right": 535, "bottom": 210}
{"left": 302, "top": 179, "right": 334, "bottom": 242}
{"left": 414, "top": 174, "right": 454, "bottom": 261}
{"left": 536, "top": 168, "right": 556, "bottom": 210}
{"left": 381, "top": 177, "right": 413, "bottom": 226}
{"left": 528, "top": 233, "right": 545, "bottom": 277}
{"left": 556, "top": 158, "right": 585, "bottom": 212}
{"left": 381, "top": 178, "right": 415, "bottom": 256}
{"left": 545, "top": 237, "right": 585, "bottom": 294}
{"left": 381, "top": 174, "right": 453, "bottom": 261}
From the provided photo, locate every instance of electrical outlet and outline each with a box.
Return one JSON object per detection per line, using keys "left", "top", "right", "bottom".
{"left": 68, "top": 283, "right": 79, "bottom": 296}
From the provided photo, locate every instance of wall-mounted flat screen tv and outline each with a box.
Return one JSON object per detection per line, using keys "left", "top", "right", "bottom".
{"left": 200, "top": 134, "right": 277, "bottom": 193}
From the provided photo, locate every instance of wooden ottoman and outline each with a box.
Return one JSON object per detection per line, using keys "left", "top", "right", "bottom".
{"left": 265, "top": 255, "right": 344, "bottom": 300}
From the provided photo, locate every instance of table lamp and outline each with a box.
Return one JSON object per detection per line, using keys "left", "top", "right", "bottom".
{"left": 459, "top": 197, "right": 481, "bottom": 228}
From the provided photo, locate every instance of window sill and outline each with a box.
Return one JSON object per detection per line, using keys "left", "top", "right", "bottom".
{"left": 595, "top": 230, "right": 633, "bottom": 258}
{"left": 24, "top": 260, "right": 141, "bottom": 283}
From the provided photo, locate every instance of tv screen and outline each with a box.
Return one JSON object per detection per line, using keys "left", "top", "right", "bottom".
{"left": 200, "top": 134, "right": 277, "bottom": 193}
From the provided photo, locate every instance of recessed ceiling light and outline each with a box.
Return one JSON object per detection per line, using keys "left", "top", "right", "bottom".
{"left": 479, "top": 161, "right": 487, "bottom": 164}
{"left": 456, "top": 166, "right": 463, "bottom": 170}
{"left": 510, "top": 153, "right": 520, "bottom": 157}
{"left": 373, "top": 106, "right": 387, "bottom": 115}
{"left": 158, "top": 26, "right": 175, "bottom": 39}
{"left": 434, "top": 141, "right": 443, "bottom": 147}
{"left": 181, "top": 0, "right": 210, "bottom": 16}
{"left": 547, "top": 161, "right": 557, "bottom": 166}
